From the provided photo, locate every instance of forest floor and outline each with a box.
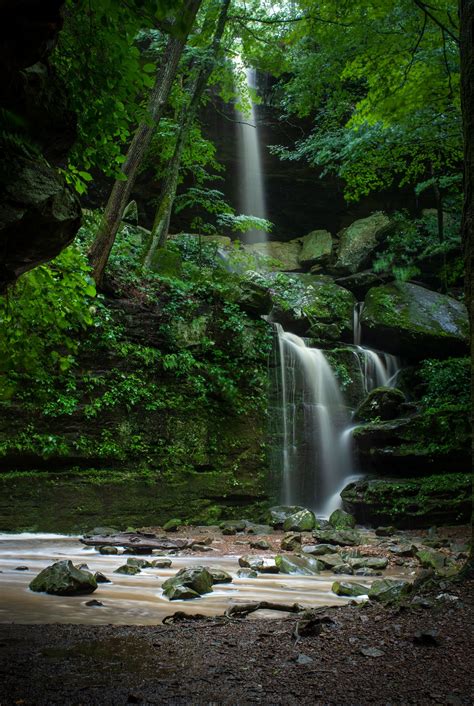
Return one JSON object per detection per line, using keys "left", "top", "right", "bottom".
{"left": 0, "top": 522, "right": 472, "bottom": 705}
{"left": 0, "top": 576, "right": 472, "bottom": 705}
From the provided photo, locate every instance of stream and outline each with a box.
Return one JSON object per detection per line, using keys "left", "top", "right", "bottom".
{"left": 0, "top": 534, "right": 411, "bottom": 625}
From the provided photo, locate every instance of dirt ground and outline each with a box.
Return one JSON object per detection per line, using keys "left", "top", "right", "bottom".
{"left": 0, "top": 577, "right": 472, "bottom": 706}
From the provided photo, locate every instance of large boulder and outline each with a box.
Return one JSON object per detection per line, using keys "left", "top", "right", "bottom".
{"left": 283, "top": 508, "right": 317, "bottom": 532}
{"left": 341, "top": 474, "right": 472, "bottom": 528}
{"left": 270, "top": 276, "right": 355, "bottom": 342}
{"left": 298, "top": 230, "right": 333, "bottom": 268}
{"left": 243, "top": 239, "right": 302, "bottom": 271}
{"left": 162, "top": 566, "right": 214, "bottom": 600}
{"left": 275, "top": 554, "right": 322, "bottom": 575}
{"left": 268, "top": 505, "right": 308, "bottom": 527}
{"left": 354, "top": 387, "right": 406, "bottom": 422}
{"left": 332, "top": 213, "right": 392, "bottom": 275}
{"left": 361, "top": 282, "right": 469, "bottom": 358}
{"left": 29, "top": 560, "right": 97, "bottom": 595}
{"left": 328, "top": 509, "right": 356, "bottom": 530}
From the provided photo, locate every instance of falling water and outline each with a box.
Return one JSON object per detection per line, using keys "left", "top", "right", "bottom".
{"left": 352, "top": 303, "right": 400, "bottom": 392}
{"left": 274, "top": 325, "right": 353, "bottom": 516}
{"left": 235, "top": 66, "right": 267, "bottom": 242}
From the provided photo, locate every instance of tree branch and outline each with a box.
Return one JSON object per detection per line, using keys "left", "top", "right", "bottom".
{"left": 412, "top": 0, "right": 459, "bottom": 44}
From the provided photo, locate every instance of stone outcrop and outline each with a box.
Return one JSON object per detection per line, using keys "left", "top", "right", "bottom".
{"left": 331, "top": 213, "right": 392, "bottom": 275}
{"left": 361, "top": 282, "right": 469, "bottom": 358}
{"left": 298, "top": 229, "right": 333, "bottom": 268}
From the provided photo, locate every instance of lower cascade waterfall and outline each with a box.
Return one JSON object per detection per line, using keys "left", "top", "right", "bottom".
{"left": 272, "top": 313, "right": 401, "bottom": 517}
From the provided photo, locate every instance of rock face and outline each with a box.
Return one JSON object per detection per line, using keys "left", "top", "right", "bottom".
{"left": 0, "top": 1, "right": 81, "bottom": 290}
{"left": 332, "top": 213, "right": 392, "bottom": 275}
{"left": 354, "top": 387, "right": 406, "bottom": 422}
{"left": 29, "top": 560, "right": 97, "bottom": 595}
{"left": 341, "top": 474, "right": 472, "bottom": 528}
{"left": 298, "top": 230, "right": 333, "bottom": 267}
{"left": 361, "top": 282, "right": 469, "bottom": 358}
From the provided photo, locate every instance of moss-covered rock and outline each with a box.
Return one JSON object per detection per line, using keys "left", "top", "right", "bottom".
{"left": 332, "top": 581, "right": 369, "bottom": 597}
{"left": 163, "top": 518, "right": 182, "bottom": 532}
{"left": 341, "top": 474, "right": 472, "bottom": 528}
{"left": 283, "top": 509, "right": 317, "bottom": 532}
{"left": 332, "top": 213, "right": 392, "bottom": 275}
{"left": 243, "top": 239, "right": 302, "bottom": 271}
{"left": 298, "top": 230, "right": 333, "bottom": 268}
{"left": 268, "top": 505, "right": 307, "bottom": 527}
{"left": 162, "top": 566, "right": 214, "bottom": 600}
{"left": 361, "top": 282, "right": 469, "bottom": 358}
{"left": 114, "top": 564, "right": 141, "bottom": 575}
{"left": 354, "top": 387, "right": 406, "bottom": 422}
{"left": 313, "top": 528, "right": 361, "bottom": 546}
{"left": 328, "top": 509, "right": 356, "bottom": 530}
{"left": 29, "top": 560, "right": 97, "bottom": 595}
{"left": 275, "top": 554, "right": 322, "bottom": 575}
{"left": 415, "top": 549, "right": 447, "bottom": 571}
{"left": 368, "top": 578, "right": 411, "bottom": 604}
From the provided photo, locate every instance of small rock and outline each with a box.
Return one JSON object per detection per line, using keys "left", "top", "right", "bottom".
{"left": 98, "top": 546, "right": 118, "bottom": 555}
{"left": 333, "top": 563, "right": 354, "bottom": 575}
{"left": 436, "top": 593, "right": 459, "bottom": 603}
{"left": 415, "top": 549, "right": 446, "bottom": 571}
{"left": 283, "top": 509, "right": 316, "bottom": 533}
{"left": 191, "top": 545, "right": 213, "bottom": 552}
{"left": 237, "top": 569, "right": 258, "bottom": 578}
{"left": 114, "top": 565, "right": 141, "bottom": 575}
{"left": 151, "top": 559, "right": 172, "bottom": 569}
{"left": 354, "top": 568, "right": 382, "bottom": 577}
{"left": 250, "top": 539, "right": 270, "bottom": 550}
{"left": 313, "top": 528, "right": 361, "bottom": 546}
{"left": 191, "top": 536, "right": 213, "bottom": 546}
{"left": 302, "top": 544, "right": 338, "bottom": 556}
{"left": 375, "top": 526, "right": 396, "bottom": 537}
{"left": 280, "top": 533, "right": 302, "bottom": 551}
{"left": 360, "top": 647, "right": 385, "bottom": 658}
{"left": 411, "top": 596, "right": 433, "bottom": 609}
{"left": 14, "top": 566, "right": 28, "bottom": 571}
{"left": 207, "top": 568, "right": 232, "bottom": 584}
{"left": 275, "top": 554, "right": 321, "bottom": 575}
{"left": 329, "top": 509, "right": 356, "bottom": 530}
{"left": 332, "top": 581, "right": 368, "bottom": 597}
{"left": 368, "top": 578, "right": 411, "bottom": 604}
{"left": 126, "top": 558, "right": 152, "bottom": 568}
{"left": 94, "top": 572, "right": 111, "bottom": 584}
{"left": 348, "top": 557, "right": 388, "bottom": 571}
{"left": 85, "top": 599, "right": 103, "bottom": 607}
{"left": 238, "top": 555, "right": 279, "bottom": 573}
{"left": 222, "top": 527, "right": 237, "bottom": 535}
{"left": 246, "top": 523, "right": 274, "bottom": 536}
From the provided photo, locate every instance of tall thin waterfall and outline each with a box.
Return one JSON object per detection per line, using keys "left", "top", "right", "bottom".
{"left": 274, "top": 325, "right": 353, "bottom": 516}
{"left": 235, "top": 67, "right": 267, "bottom": 242}
{"left": 352, "top": 303, "right": 400, "bottom": 391}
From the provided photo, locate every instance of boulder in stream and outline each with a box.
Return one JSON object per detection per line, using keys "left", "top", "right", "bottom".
{"left": 238, "top": 555, "right": 279, "bottom": 573}
{"left": 275, "top": 554, "right": 322, "bottom": 575}
{"left": 332, "top": 581, "right": 369, "bottom": 597}
{"left": 29, "top": 560, "right": 97, "bottom": 596}
{"left": 114, "top": 564, "right": 141, "bottom": 575}
{"left": 97, "top": 545, "right": 119, "bottom": 555}
{"left": 162, "top": 566, "right": 214, "bottom": 600}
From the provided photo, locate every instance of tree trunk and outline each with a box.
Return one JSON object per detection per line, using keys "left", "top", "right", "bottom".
{"left": 144, "top": 0, "right": 232, "bottom": 266}
{"left": 459, "top": 0, "right": 474, "bottom": 569}
{"left": 88, "top": 0, "right": 202, "bottom": 285}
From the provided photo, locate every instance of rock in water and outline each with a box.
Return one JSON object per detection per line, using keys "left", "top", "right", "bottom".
{"left": 162, "top": 566, "right": 214, "bottom": 600}
{"left": 238, "top": 555, "right": 279, "bottom": 573}
{"left": 283, "top": 509, "right": 317, "bottom": 532}
{"left": 29, "top": 560, "right": 97, "bottom": 596}
{"left": 332, "top": 581, "right": 369, "bottom": 597}
{"left": 275, "top": 554, "right": 322, "bottom": 575}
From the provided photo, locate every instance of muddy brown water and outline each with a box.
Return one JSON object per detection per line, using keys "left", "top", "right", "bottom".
{"left": 0, "top": 534, "right": 411, "bottom": 625}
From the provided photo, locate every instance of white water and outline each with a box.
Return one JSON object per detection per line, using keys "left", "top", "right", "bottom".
{"left": 235, "top": 66, "right": 267, "bottom": 242}
{"left": 275, "top": 326, "right": 353, "bottom": 517}
{"left": 352, "top": 303, "right": 400, "bottom": 393}
{"left": 0, "top": 534, "right": 379, "bottom": 625}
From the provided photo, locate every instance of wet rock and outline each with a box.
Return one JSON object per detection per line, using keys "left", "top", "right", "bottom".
{"left": 126, "top": 558, "right": 152, "bottom": 569}
{"left": 313, "top": 528, "right": 361, "bottom": 546}
{"left": 333, "top": 563, "right": 354, "bottom": 575}
{"left": 361, "top": 281, "right": 469, "bottom": 358}
{"left": 246, "top": 523, "right": 274, "bottom": 536}
{"left": 268, "top": 505, "right": 307, "bottom": 528}
{"left": 375, "top": 526, "right": 396, "bottom": 537}
{"left": 283, "top": 509, "right": 317, "bottom": 532}
{"left": 238, "top": 555, "right": 279, "bottom": 574}
{"left": 14, "top": 566, "right": 28, "bottom": 571}
{"left": 151, "top": 559, "right": 172, "bottom": 569}
{"left": 281, "top": 533, "right": 302, "bottom": 551}
{"left": 328, "top": 509, "right": 356, "bottom": 530}
{"left": 332, "top": 581, "right": 369, "bottom": 597}
{"left": 415, "top": 549, "right": 446, "bottom": 571}
{"left": 236, "top": 280, "right": 272, "bottom": 316}
{"left": 348, "top": 557, "right": 388, "bottom": 571}
{"left": 275, "top": 554, "right": 322, "bottom": 575}
{"left": 94, "top": 572, "right": 111, "bottom": 584}
{"left": 237, "top": 568, "right": 258, "bottom": 578}
{"left": 332, "top": 213, "right": 392, "bottom": 275}
{"left": 163, "top": 518, "right": 182, "bottom": 532}
{"left": 191, "top": 536, "right": 214, "bottom": 546}
{"left": 206, "top": 568, "right": 232, "bottom": 584}
{"left": 298, "top": 229, "right": 333, "bottom": 267}
{"left": 114, "top": 565, "right": 141, "bottom": 575}
{"left": 85, "top": 599, "right": 103, "bottom": 607}
{"left": 389, "top": 544, "right": 416, "bottom": 557}
{"left": 191, "top": 544, "right": 213, "bottom": 552}
{"left": 354, "top": 387, "right": 406, "bottom": 423}
{"left": 162, "top": 566, "right": 213, "bottom": 600}
{"left": 368, "top": 578, "right": 411, "bottom": 604}
{"left": 250, "top": 539, "right": 270, "bottom": 550}
{"left": 220, "top": 519, "right": 248, "bottom": 533}
{"left": 302, "top": 543, "right": 338, "bottom": 556}
{"left": 29, "top": 560, "right": 97, "bottom": 596}
{"left": 354, "top": 568, "right": 382, "bottom": 577}
{"left": 98, "top": 546, "right": 118, "bottom": 555}
{"left": 334, "top": 270, "right": 392, "bottom": 299}
{"left": 423, "top": 538, "right": 449, "bottom": 549}
{"left": 316, "top": 554, "right": 345, "bottom": 570}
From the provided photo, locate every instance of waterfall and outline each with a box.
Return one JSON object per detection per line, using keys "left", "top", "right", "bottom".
{"left": 352, "top": 302, "right": 400, "bottom": 391}
{"left": 274, "top": 325, "right": 354, "bottom": 517}
{"left": 235, "top": 66, "right": 267, "bottom": 242}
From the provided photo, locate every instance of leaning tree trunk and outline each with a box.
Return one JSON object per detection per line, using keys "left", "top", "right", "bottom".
{"left": 144, "top": 0, "right": 232, "bottom": 266}
{"left": 459, "top": 0, "right": 474, "bottom": 569}
{"left": 88, "top": 0, "right": 202, "bottom": 285}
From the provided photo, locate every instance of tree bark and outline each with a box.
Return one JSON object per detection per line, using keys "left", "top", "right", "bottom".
{"left": 459, "top": 0, "right": 474, "bottom": 568}
{"left": 144, "top": 0, "right": 232, "bottom": 266}
{"left": 88, "top": 0, "right": 202, "bottom": 285}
